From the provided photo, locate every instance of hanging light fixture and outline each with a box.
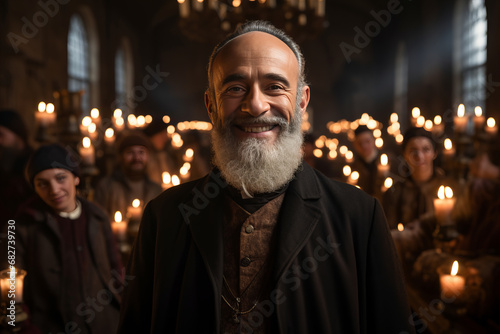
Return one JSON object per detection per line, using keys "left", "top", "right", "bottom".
{"left": 177, "top": 0, "right": 326, "bottom": 43}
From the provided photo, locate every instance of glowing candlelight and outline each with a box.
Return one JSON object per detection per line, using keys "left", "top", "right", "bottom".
{"left": 439, "top": 261, "right": 465, "bottom": 298}
{"left": 381, "top": 177, "right": 393, "bottom": 192}
{"left": 378, "top": 153, "right": 390, "bottom": 177}
{"left": 127, "top": 199, "right": 142, "bottom": 221}
{"left": 486, "top": 117, "right": 498, "bottom": 135}
{"left": 434, "top": 186, "right": 455, "bottom": 225}
{"left": 162, "top": 172, "right": 171, "bottom": 190}
{"left": 105, "top": 128, "right": 115, "bottom": 144}
{"left": 79, "top": 137, "right": 95, "bottom": 166}
{"left": 473, "top": 106, "right": 485, "bottom": 132}
{"left": 171, "top": 175, "right": 180, "bottom": 186}
{"left": 111, "top": 211, "right": 127, "bottom": 241}
{"left": 397, "top": 223, "right": 404, "bottom": 232}
{"left": 454, "top": 104, "right": 468, "bottom": 133}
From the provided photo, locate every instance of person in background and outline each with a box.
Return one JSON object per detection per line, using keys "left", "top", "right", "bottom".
{"left": 0, "top": 109, "right": 33, "bottom": 229}
{"left": 143, "top": 117, "right": 179, "bottom": 184}
{"left": 10, "top": 144, "right": 122, "bottom": 333}
{"left": 382, "top": 127, "right": 446, "bottom": 230}
{"left": 94, "top": 131, "right": 162, "bottom": 221}
{"left": 350, "top": 125, "right": 383, "bottom": 199}
{"left": 118, "top": 20, "right": 413, "bottom": 334}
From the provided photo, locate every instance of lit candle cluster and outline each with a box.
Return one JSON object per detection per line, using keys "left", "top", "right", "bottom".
{"left": 35, "top": 101, "right": 56, "bottom": 126}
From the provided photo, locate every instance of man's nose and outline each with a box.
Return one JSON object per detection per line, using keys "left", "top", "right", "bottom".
{"left": 241, "top": 86, "right": 270, "bottom": 117}
{"left": 48, "top": 181, "right": 58, "bottom": 195}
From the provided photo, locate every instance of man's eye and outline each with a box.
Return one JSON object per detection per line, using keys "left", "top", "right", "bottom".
{"left": 269, "top": 84, "right": 284, "bottom": 90}
{"left": 227, "top": 86, "right": 244, "bottom": 93}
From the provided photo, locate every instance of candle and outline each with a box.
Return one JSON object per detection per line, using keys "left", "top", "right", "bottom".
{"left": 0, "top": 267, "right": 26, "bottom": 303}
{"left": 178, "top": 0, "right": 190, "bottom": 18}
{"left": 111, "top": 211, "right": 127, "bottom": 241}
{"left": 432, "top": 115, "right": 444, "bottom": 135}
{"left": 378, "top": 154, "right": 390, "bottom": 177}
{"left": 348, "top": 171, "right": 359, "bottom": 185}
{"left": 171, "top": 175, "right": 181, "bottom": 186}
{"left": 485, "top": 117, "right": 498, "bottom": 135}
{"left": 88, "top": 123, "right": 98, "bottom": 141}
{"left": 79, "top": 137, "right": 95, "bottom": 166}
{"left": 162, "top": 172, "right": 171, "bottom": 190}
{"left": 411, "top": 107, "right": 420, "bottom": 126}
{"left": 184, "top": 148, "right": 194, "bottom": 162}
{"left": 180, "top": 163, "right": 191, "bottom": 180}
{"left": 90, "top": 108, "right": 101, "bottom": 126}
{"left": 473, "top": 106, "right": 485, "bottom": 133}
{"left": 439, "top": 261, "right": 465, "bottom": 299}
{"left": 433, "top": 186, "right": 455, "bottom": 225}
{"left": 35, "top": 101, "right": 51, "bottom": 126}
{"left": 45, "top": 103, "right": 56, "bottom": 125}
{"left": 104, "top": 128, "right": 115, "bottom": 144}
{"left": 127, "top": 199, "right": 142, "bottom": 221}
{"left": 80, "top": 116, "right": 92, "bottom": 135}
{"left": 443, "top": 138, "right": 455, "bottom": 158}
{"left": 397, "top": 223, "right": 404, "bottom": 232}
{"left": 381, "top": 177, "right": 393, "bottom": 193}
{"left": 454, "top": 104, "right": 468, "bottom": 134}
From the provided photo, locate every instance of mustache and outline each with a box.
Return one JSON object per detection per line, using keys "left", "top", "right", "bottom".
{"left": 231, "top": 115, "right": 288, "bottom": 127}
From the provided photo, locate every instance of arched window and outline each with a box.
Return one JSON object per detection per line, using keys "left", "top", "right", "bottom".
{"left": 115, "top": 38, "right": 133, "bottom": 116}
{"left": 455, "top": 0, "right": 487, "bottom": 112}
{"left": 68, "top": 14, "right": 90, "bottom": 113}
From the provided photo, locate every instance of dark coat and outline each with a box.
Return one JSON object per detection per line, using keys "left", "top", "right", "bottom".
{"left": 118, "top": 163, "right": 414, "bottom": 333}
{"left": 10, "top": 196, "right": 123, "bottom": 333}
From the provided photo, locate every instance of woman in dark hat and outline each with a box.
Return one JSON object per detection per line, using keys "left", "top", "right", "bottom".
{"left": 9, "top": 144, "right": 123, "bottom": 334}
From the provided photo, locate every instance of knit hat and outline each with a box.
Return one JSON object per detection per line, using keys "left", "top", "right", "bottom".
{"left": 402, "top": 127, "right": 436, "bottom": 151}
{"left": 26, "top": 144, "right": 80, "bottom": 186}
{"left": 0, "top": 109, "right": 28, "bottom": 143}
{"left": 118, "top": 131, "right": 152, "bottom": 153}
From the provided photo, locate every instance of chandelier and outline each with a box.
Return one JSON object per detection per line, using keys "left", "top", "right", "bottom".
{"left": 177, "top": 0, "right": 326, "bottom": 43}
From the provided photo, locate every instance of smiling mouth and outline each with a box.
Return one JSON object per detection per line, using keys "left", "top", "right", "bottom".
{"left": 239, "top": 125, "right": 277, "bottom": 133}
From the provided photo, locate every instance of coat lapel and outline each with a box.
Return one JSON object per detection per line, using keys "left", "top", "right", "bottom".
{"left": 271, "top": 164, "right": 323, "bottom": 285}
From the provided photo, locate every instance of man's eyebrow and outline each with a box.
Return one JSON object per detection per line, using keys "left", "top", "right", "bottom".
{"left": 264, "top": 73, "right": 290, "bottom": 88}
{"left": 221, "top": 73, "right": 246, "bottom": 86}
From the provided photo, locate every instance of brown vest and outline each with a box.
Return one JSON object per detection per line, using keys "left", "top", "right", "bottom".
{"left": 221, "top": 193, "right": 285, "bottom": 334}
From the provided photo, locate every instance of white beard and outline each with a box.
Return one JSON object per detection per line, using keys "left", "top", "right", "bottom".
{"left": 211, "top": 111, "right": 303, "bottom": 196}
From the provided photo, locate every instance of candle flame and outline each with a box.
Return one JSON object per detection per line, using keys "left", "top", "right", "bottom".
{"left": 88, "top": 123, "right": 96, "bottom": 134}
{"left": 82, "top": 116, "right": 92, "bottom": 127}
{"left": 345, "top": 151, "right": 353, "bottom": 160}
{"left": 115, "top": 117, "right": 124, "bottom": 127}
{"left": 437, "top": 185, "right": 445, "bottom": 200}
{"left": 128, "top": 114, "right": 137, "bottom": 126}
{"left": 475, "top": 106, "right": 482, "bottom": 117}
{"left": 162, "top": 115, "right": 171, "bottom": 124}
{"left": 487, "top": 117, "right": 496, "bottom": 128}
{"left": 113, "top": 108, "right": 122, "bottom": 118}
{"left": 46, "top": 103, "right": 55, "bottom": 114}
{"left": 91, "top": 108, "right": 100, "bottom": 119}
{"left": 162, "top": 172, "right": 171, "bottom": 184}
{"left": 451, "top": 261, "right": 459, "bottom": 276}
{"left": 390, "top": 113, "right": 398, "bottom": 123}
{"left": 38, "top": 102, "right": 46, "bottom": 112}
{"left": 445, "top": 186, "right": 453, "bottom": 198}
{"left": 105, "top": 128, "right": 114, "bottom": 138}
{"left": 132, "top": 199, "right": 140, "bottom": 208}
{"left": 137, "top": 115, "right": 145, "bottom": 127}
{"left": 457, "top": 104, "right": 465, "bottom": 117}
{"left": 384, "top": 177, "right": 393, "bottom": 189}
{"left": 343, "top": 165, "right": 351, "bottom": 176}
{"left": 172, "top": 175, "right": 180, "bottom": 186}
{"left": 434, "top": 115, "right": 442, "bottom": 125}
{"left": 114, "top": 211, "right": 122, "bottom": 223}
{"left": 444, "top": 138, "right": 453, "bottom": 150}
{"left": 350, "top": 171, "right": 359, "bottom": 181}
{"left": 412, "top": 107, "right": 420, "bottom": 118}
{"left": 185, "top": 148, "right": 194, "bottom": 158}
{"left": 416, "top": 116, "right": 425, "bottom": 127}
{"left": 424, "top": 120, "right": 433, "bottom": 130}
{"left": 375, "top": 138, "right": 384, "bottom": 148}
{"left": 313, "top": 149, "right": 323, "bottom": 158}
{"left": 82, "top": 137, "right": 91, "bottom": 148}
{"left": 145, "top": 115, "right": 152, "bottom": 124}
{"left": 397, "top": 223, "right": 404, "bottom": 232}
{"left": 380, "top": 154, "right": 388, "bottom": 166}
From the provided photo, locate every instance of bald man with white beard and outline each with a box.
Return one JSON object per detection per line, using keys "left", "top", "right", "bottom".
{"left": 118, "top": 21, "right": 414, "bottom": 334}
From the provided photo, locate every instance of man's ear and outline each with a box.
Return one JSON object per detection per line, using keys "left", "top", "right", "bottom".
{"left": 299, "top": 85, "right": 311, "bottom": 114}
{"left": 204, "top": 91, "right": 215, "bottom": 124}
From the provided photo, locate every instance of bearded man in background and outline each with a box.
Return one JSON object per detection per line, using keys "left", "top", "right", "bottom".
{"left": 118, "top": 21, "right": 414, "bottom": 334}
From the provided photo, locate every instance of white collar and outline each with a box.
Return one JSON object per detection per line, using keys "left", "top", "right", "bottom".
{"left": 58, "top": 200, "right": 82, "bottom": 220}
